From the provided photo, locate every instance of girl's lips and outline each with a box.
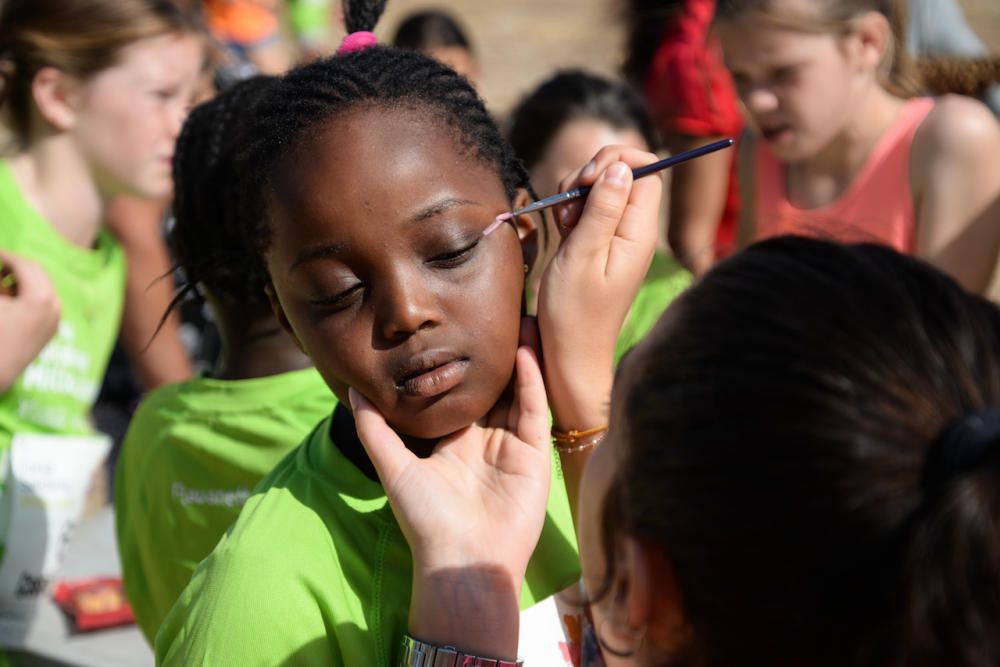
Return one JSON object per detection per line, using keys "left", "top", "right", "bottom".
{"left": 396, "top": 358, "right": 470, "bottom": 398}
{"left": 761, "top": 124, "right": 793, "bottom": 144}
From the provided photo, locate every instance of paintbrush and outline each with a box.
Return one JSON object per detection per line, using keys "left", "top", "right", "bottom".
{"left": 484, "top": 138, "right": 734, "bottom": 236}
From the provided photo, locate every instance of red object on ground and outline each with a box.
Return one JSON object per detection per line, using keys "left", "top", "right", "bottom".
{"left": 52, "top": 578, "right": 135, "bottom": 632}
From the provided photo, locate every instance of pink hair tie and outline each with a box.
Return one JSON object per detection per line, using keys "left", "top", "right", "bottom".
{"left": 337, "top": 31, "right": 378, "bottom": 55}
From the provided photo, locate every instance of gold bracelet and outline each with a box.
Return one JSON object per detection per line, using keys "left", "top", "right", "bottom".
{"left": 552, "top": 425, "right": 608, "bottom": 455}
{"left": 551, "top": 424, "right": 608, "bottom": 444}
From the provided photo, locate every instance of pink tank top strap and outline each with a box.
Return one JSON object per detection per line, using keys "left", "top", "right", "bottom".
{"left": 754, "top": 97, "right": 935, "bottom": 254}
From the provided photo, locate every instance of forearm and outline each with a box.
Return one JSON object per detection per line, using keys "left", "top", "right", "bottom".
{"left": 0, "top": 323, "right": 47, "bottom": 391}
{"left": 119, "top": 263, "right": 192, "bottom": 389}
{"left": 108, "top": 197, "right": 193, "bottom": 389}
{"left": 408, "top": 563, "right": 523, "bottom": 661}
{"left": 665, "top": 138, "right": 729, "bottom": 275}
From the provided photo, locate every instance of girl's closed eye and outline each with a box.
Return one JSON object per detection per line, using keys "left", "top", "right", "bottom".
{"left": 309, "top": 283, "right": 364, "bottom": 313}
{"left": 427, "top": 236, "right": 481, "bottom": 269}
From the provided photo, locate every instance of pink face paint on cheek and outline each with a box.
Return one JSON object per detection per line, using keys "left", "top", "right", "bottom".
{"left": 482, "top": 212, "right": 513, "bottom": 237}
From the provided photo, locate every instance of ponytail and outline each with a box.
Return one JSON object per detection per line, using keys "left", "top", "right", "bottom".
{"left": 342, "top": 0, "right": 388, "bottom": 34}
{"left": 892, "top": 413, "right": 1000, "bottom": 666}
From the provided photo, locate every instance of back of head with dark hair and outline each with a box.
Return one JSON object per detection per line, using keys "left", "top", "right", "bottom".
{"left": 507, "top": 69, "right": 658, "bottom": 172}
{"left": 239, "top": 0, "right": 531, "bottom": 261}
{"left": 392, "top": 9, "right": 471, "bottom": 51}
{"left": 169, "top": 75, "right": 279, "bottom": 313}
{"left": 612, "top": 236, "right": 1000, "bottom": 666}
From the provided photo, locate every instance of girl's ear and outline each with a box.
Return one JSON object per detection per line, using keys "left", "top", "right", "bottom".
{"left": 265, "top": 284, "right": 306, "bottom": 354}
{"left": 849, "top": 10, "right": 891, "bottom": 74}
{"left": 512, "top": 188, "right": 540, "bottom": 269}
{"left": 598, "top": 537, "right": 689, "bottom": 661}
{"left": 32, "top": 67, "right": 80, "bottom": 131}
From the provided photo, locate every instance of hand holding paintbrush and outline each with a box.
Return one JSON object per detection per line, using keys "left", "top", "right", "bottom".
{"left": 484, "top": 138, "right": 733, "bottom": 236}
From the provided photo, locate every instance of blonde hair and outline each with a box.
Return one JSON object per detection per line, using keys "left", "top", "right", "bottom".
{"left": 0, "top": 0, "right": 202, "bottom": 147}
{"left": 715, "top": 0, "right": 922, "bottom": 98}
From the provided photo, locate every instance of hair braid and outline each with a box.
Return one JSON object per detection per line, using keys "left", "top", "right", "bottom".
{"left": 342, "top": 0, "right": 388, "bottom": 33}
{"left": 167, "top": 75, "right": 279, "bottom": 322}
{"left": 239, "top": 46, "right": 535, "bottom": 267}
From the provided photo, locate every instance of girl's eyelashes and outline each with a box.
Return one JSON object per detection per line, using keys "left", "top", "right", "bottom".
{"left": 308, "top": 283, "right": 363, "bottom": 313}
{"left": 304, "top": 232, "right": 482, "bottom": 314}
{"left": 426, "top": 237, "right": 481, "bottom": 269}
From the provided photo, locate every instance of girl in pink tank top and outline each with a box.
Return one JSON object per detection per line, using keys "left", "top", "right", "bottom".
{"left": 755, "top": 97, "right": 933, "bottom": 254}
{"left": 714, "top": 0, "right": 1000, "bottom": 294}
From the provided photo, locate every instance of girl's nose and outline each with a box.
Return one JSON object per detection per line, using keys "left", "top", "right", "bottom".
{"left": 745, "top": 86, "right": 779, "bottom": 115}
{"left": 375, "top": 269, "right": 441, "bottom": 342}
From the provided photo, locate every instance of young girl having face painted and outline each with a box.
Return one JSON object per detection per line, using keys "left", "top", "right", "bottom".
{"left": 155, "top": 2, "right": 663, "bottom": 665}
{"left": 718, "top": 0, "right": 1000, "bottom": 294}
{"left": 508, "top": 70, "right": 691, "bottom": 361}
{"left": 114, "top": 76, "right": 335, "bottom": 645}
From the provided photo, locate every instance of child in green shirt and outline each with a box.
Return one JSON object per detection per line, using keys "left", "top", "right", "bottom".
{"left": 114, "top": 76, "right": 335, "bottom": 644}
{"left": 0, "top": 0, "right": 203, "bottom": 619}
{"left": 156, "top": 1, "right": 665, "bottom": 664}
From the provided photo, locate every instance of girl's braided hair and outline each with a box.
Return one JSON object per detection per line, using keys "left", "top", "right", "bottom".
{"left": 239, "top": 0, "right": 532, "bottom": 262}
{"left": 169, "top": 75, "right": 279, "bottom": 311}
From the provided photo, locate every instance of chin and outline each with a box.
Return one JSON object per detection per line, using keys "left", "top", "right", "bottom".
{"left": 388, "top": 391, "right": 499, "bottom": 441}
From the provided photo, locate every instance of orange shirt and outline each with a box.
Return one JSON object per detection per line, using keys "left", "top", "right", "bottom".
{"left": 204, "top": 0, "right": 280, "bottom": 45}
{"left": 754, "top": 97, "right": 935, "bottom": 254}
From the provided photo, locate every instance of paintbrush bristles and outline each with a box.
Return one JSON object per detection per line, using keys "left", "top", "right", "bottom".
{"left": 482, "top": 213, "right": 513, "bottom": 237}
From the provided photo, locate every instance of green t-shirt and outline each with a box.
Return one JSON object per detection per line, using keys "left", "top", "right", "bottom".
{"left": 614, "top": 251, "right": 691, "bottom": 362}
{"left": 114, "top": 368, "right": 335, "bottom": 644}
{"left": 0, "top": 161, "right": 125, "bottom": 453}
{"left": 155, "top": 412, "right": 581, "bottom": 666}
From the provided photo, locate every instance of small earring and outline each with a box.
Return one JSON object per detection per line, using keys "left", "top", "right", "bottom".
{"left": 523, "top": 263, "right": 530, "bottom": 274}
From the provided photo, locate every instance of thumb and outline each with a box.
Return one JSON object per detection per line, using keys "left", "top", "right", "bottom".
{"left": 561, "top": 161, "right": 632, "bottom": 260}
{"left": 349, "top": 388, "right": 415, "bottom": 486}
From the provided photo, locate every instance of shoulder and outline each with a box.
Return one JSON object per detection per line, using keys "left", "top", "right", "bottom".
{"left": 154, "top": 482, "right": 344, "bottom": 664}
{"left": 913, "top": 95, "right": 1000, "bottom": 169}
{"left": 116, "top": 385, "right": 187, "bottom": 482}
{"left": 117, "top": 381, "right": 199, "bottom": 462}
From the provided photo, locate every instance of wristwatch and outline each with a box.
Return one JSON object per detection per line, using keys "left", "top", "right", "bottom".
{"left": 400, "top": 634, "right": 524, "bottom": 667}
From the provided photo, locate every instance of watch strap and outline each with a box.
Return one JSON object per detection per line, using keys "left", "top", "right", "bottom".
{"left": 400, "top": 634, "right": 524, "bottom": 667}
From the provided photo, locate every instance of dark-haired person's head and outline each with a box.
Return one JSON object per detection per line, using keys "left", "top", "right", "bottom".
{"left": 507, "top": 69, "right": 657, "bottom": 295}
{"left": 239, "top": 0, "right": 539, "bottom": 440}
{"left": 391, "top": 9, "right": 478, "bottom": 85}
{"left": 582, "top": 236, "right": 1000, "bottom": 666}
{"left": 170, "top": 75, "right": 279, "bottom": 325}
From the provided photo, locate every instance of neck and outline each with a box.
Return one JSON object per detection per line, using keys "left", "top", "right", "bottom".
{"left": 329, "top": 404, "right": 438, "bottom": 484}
{"left": 792, "top": 84, "right": 906, "bottom": 192}
{"left": 211, "top": 302, "right": 314, "bottom": 381}
{"left": 6, "top": 132, "right": 106, "bottom": 249}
